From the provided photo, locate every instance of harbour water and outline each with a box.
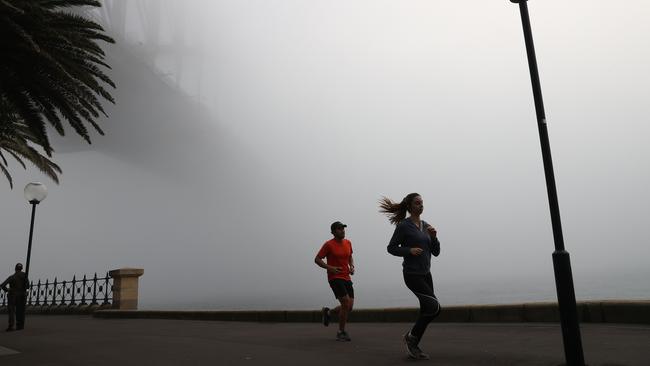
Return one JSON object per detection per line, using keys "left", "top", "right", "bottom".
{"left": 140, "top": 269, "right": 650, "bottom": 311}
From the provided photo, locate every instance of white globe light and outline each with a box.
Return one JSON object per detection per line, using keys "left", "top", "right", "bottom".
{"left": 24, "top": 182, "right": 48, "bottom": 203}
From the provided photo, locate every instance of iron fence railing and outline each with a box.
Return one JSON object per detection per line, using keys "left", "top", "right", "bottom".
{"left": 0, "top": 273, "right": 112, "bottom": 308}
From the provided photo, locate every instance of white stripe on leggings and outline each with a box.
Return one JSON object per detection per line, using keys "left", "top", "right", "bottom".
{"left": 413, "top": 291, "right": 441, "bottom": 316}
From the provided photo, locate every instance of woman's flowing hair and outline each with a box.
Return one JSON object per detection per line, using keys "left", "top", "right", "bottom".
{"left": 379, "top": 193, "right": 420, "bottom": 225}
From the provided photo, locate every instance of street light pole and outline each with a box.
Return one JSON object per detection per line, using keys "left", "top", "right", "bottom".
{"left": 25, "top": 200, "right": 38, "bottom": 279}
{"left": 509, "top": 1, "right": 585, "bottom": 365}
{"left": 21, "top": 182, "right": 47, "bottom": 329}
{"left": 23, "top": 182, "right": 48, "bottom": 280}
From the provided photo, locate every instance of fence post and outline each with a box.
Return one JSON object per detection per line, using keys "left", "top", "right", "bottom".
{"left": 102, "top": 272, "right": 110, "bottom": 305}
{"left": 81, "top": 275, "right": 87, "bottom": 305}
{"left": 44, "top": 279, "right": 49, "bottom": 306}
{"left": 61, "top": 280, "right": 67, "bottom": 306}
{"left": 52, "top": 278, "right": 58, "bottom": 306}
{"left": 91, "top": 273, "right": 98, "bottom": 305}
{"left": 35, "top": 280, "right": 41, "bottom": 306}
{"left": 28, "top": 280, "right": 33, "bottom": 306}
{"left": 70, "top": 275, "right": 77, "bottom": 306}
{"left": 108, "top": 268, "right": 144, "bottom": 310}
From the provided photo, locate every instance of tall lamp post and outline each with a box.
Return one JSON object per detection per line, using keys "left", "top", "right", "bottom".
{"left": 509, "top": 1, "right": 585, "bottom": 365}
{"left": 24, "top": 182, "right": 48, "bottom": 279}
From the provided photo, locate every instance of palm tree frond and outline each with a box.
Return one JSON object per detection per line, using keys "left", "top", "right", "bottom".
{"left": 0, "top": 0, "right": 114, "bottom": 186}
{"left": 0, "top": 163, "right": 14, "bottom": 189}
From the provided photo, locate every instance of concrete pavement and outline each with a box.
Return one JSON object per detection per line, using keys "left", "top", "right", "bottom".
{"left": 0, "top": 315, "right": 648, "bottom": 365}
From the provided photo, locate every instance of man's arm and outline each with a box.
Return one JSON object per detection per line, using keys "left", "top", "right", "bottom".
{"left": 349, "top": 255, "right": 355, "bottom": 275}
{"left": 315, "top": 256, "right": 341, "bottom": 274}
{"left": 0, "top": 276, "right": 11, "bottom": 292}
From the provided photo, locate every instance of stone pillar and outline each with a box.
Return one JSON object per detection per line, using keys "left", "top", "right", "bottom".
{"left": 109, "top": 268, "right": 144, "bottom": 310}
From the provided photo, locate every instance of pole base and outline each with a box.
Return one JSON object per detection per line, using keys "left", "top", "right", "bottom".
{"left": 552, "top": 250, "right": 586, "bottom": 366}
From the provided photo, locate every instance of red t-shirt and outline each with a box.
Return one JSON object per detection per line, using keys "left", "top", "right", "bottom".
{"left": 316, "top": 238, "right": 353, "bottom": 281}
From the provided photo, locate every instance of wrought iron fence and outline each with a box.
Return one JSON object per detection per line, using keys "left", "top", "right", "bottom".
{"left": 1, "top": 273, "right": 112, "bottom": 308}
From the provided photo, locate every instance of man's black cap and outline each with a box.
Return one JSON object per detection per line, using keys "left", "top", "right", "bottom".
{"left": 330, "top": 221, "right": 347, "bottom": 231}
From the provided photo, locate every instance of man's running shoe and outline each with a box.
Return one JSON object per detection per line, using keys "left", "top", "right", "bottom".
{"left": 321, "top": 307, "right": 330, "bottom": 326}
{"left": 336, "top": 330, "right": 351, "bottom": 342}
{"left": 342, "top": 331, "right": 351, "bottom": 341}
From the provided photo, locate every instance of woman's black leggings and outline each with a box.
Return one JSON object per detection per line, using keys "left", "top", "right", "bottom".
{"left": 403, "top": 272, "right": 441, "bottom": 342}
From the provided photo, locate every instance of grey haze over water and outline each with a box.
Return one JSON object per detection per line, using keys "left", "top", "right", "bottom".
{"left": 1, "top": 1, "right": 649, "bottom": 310}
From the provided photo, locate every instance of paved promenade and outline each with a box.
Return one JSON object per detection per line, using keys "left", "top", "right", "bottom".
{"left": 0, "top": 315, "right": 649, "bottom": 365}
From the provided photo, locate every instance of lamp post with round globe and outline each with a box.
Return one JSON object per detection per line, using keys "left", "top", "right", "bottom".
{"left": 24, "top": 182, "right": 48, "bottom": 279}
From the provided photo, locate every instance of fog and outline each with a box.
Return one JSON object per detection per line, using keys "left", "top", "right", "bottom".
{"left": 1, "top": 1, "right": 649, "bottom": 310}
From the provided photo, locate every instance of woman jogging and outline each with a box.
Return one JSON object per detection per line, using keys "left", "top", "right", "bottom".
{"left": 380, "top": 193, "right": 441, "bottom": 360}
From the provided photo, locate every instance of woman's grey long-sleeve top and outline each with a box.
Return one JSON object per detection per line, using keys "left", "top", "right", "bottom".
{"left": 387, "top": 219, "right": 440, "bottom": 275}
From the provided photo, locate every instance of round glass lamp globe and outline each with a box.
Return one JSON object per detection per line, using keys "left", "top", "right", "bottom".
{"left": 24, "top": 182, "right": 48, "bottom": 203}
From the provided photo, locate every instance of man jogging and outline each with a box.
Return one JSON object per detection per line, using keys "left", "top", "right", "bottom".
{"left": 314, "top": 221, "right": 355, "bottom": 341}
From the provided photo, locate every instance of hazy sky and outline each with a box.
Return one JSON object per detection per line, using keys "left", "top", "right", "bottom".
{"left": 1, "top": 1, "right": 648, "bottom": 309}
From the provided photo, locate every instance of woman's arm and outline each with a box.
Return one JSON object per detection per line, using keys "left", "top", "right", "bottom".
{"left": 387, "top": 224, "right": 411, "bottom": 257}
{"left": 425, "top": 224, "right": 441, "bottom": 257}
{"left": 430, "top": 236, "right": 440, "bottom": 257}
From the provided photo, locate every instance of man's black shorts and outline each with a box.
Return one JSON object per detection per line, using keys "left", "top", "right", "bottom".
{"left": 328, "top": 279, "right": 354, "bottom": 299}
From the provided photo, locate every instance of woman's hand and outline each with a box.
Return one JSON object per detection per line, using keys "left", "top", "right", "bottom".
{"left": 426, "top": 225, "right": 437, "bottom": 238}
{"left": 409, "top": 247, "right": 423, "bottom": 256}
